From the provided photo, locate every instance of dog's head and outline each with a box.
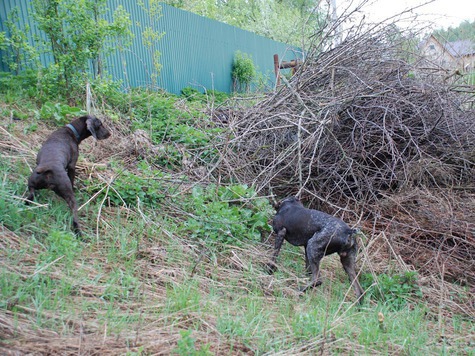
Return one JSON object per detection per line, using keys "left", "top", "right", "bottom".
{"left": 274, "top": 196, "right": 303, "bottom": 211}
{"left": 86, "top": 115, "right": 111, "bottom": 140}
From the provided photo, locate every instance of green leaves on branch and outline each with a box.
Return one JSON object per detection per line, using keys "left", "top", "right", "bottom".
{"left": 1, "top": 8, "right": 39, "bottom": 74}
{"left": 31, "top": 0, "right": 132, "bottom": 103}
{"left": 232, "top": 51, "right": 257, "bottom": 93}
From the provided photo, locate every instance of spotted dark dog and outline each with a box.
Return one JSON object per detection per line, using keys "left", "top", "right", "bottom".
{"left": 26, "top": 115, "right": 111, "bottom": 236}
{"left": 269, "top": 196, "right": 364, "bottom": 303}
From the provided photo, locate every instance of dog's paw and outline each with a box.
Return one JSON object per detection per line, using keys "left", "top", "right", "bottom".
{"left": 265, "top": 262, "right": 278, "bottom": 274}
{"left": 299, "top": 280, "right": 322, "bottom": 293}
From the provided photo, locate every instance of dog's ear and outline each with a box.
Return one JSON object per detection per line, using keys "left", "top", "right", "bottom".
{"left": 86, "top": 116, "right": 98, "bottom": 139}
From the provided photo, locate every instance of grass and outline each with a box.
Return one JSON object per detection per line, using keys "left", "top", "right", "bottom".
{"left": 1, "top": 87, "right": 474, "bottom": 354}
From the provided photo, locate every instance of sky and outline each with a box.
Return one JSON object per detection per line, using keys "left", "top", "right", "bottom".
{"left": 340, "top": 0, "right": 475, "bottom": 30}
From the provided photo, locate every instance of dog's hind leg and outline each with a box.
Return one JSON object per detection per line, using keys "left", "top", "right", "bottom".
{"left": 53, "top": 170, "right": 82, "bottom": 236}
{"left": 339, "top": 247, "right": 364, "bottom": 303}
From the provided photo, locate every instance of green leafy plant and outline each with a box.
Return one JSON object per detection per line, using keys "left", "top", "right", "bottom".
{"left": 207, "top": 89, "right": 229, "bottom": 104}
{"left": 0, "top": 70, "right": 38, "bottom": 99}
{"left": 232, "top": 50, "right": 256, "bottom": 93}
{"left": 181, "top": 87, "right": 202, "bottom": 101}
{"left": 37, "top": 101, "right": 85, "bottom": 124}
{"left": 40, "top": 230, "right": 82, "bottom": 266}
{"left": 360, "top": 271, "right": 423, "bottom": 310}
{"left": 128, "top": 89, "right": 222, "bottom": 167}
{"left": 85, "top": 163, "right": 166, "bottom": 208}
{"left": 181, "top": 184, "right": 272, "bottom": 247}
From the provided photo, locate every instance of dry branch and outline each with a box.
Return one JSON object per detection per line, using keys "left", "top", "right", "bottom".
{"left": 215, "top": 23, "right": 475, "bottom": 285}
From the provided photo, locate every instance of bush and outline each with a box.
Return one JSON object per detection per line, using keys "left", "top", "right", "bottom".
{"left": 0, "top": 70, "right": 38, "bottom": 98}
{"left": 232, "top": 51, "right": 256, "bottom": 92}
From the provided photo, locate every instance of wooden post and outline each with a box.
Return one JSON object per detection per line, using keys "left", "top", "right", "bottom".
{"left": 274, "top": 54, "right": 280, "bottom": 87}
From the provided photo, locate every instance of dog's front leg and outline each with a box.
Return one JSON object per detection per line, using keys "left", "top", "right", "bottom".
{"left": 267, "top": 227, "right": 286, "bottom": 274}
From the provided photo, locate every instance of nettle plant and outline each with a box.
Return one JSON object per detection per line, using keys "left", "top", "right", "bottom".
{"left": 182, "top": 184, "right": 273, "bottom": 247}
{"left": 360, "top": 271, "right": 423, "bottom": 310}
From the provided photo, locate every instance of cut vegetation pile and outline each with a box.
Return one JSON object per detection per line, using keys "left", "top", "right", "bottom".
{"left": 215, "top": 26, "right": 475, "bottom": 286}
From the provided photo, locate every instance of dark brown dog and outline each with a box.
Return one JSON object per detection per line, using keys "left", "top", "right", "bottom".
{"left": 269, "top": 196, "right": 364, "bottom": 303}
{"left": 26, "top": 115, "right": 111, "bottom": 235}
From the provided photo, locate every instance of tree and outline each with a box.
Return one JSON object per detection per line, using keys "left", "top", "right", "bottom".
{"left": 162, "top": 0, "right": 320, "bottom": 47}
{"left": 433, "top": 20, "right": 475, "bottom": 42}
{"left": 31, "top": 0, "right": 132, "bottom": 102}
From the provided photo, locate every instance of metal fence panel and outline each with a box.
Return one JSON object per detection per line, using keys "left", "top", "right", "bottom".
{"left": 0, "top": 1, "right": 302, "bottom": 94}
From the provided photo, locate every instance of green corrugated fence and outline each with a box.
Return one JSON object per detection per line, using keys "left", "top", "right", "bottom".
{"left": 0, "top": 1, "right": 302, "bottom": 94}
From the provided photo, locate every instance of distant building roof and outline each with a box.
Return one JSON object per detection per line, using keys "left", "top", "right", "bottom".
{"left": 443, "top": 39, "right": 475, "bottom": 57}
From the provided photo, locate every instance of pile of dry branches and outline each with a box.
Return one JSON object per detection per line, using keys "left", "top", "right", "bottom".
{"left": 215, "top": 25, "right": 475, "bottom": 284}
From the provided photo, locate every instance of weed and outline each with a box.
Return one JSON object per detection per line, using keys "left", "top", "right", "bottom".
{"left": 36, "top": 101, "right": 85, "bottom": 124}
{"left": 360, "top": 271, "right": 423, "bottom": 310}
{"left": 173, "top": 329, "right": 212, "bottom": 355}
{"left": 181, "top": 184, "right": 272, "bottom": 247}
{"left": 181, "top": 87, "right": 229, "bottom": 104}
{"left": 165, "top": 281, "right": 201, "bottom": 314}
{"left": 40, "top": 230, "right": 82, "bottom": 265}
{"left": 84, "top": 162, "right": 166, "bottom": 207}
{"left": 0, "top": 70, "right": 38, "bottom": 99}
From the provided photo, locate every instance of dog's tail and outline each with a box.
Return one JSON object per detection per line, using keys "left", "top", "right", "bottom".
{"left": 343, "top": 228, "right": 360, "bottom": 250}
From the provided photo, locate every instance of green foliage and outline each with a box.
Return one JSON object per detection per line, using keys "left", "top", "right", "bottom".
{"left": 181, "top": 87, "right": 229, "bottom": 104}
{"left": 360, "top": 271, "right": 423, "bottom": 310}
{"left": 1, "top": 7, "right": 39, "bottom": 74}
{"left": 0, "top": 70, "right": 38, "bottom": 99}
{"left": 86, "top": 163, "right": 166, "bottom": 208}
{"left": 207, "top": 90, "right": 229, "bottom": 103}
{"left": 0, "top": 32, "right": 6, "bottom": 50}
{"left": 173, "top": 329, "right": 212, "bottom": 355}
{"left": 31, "top": 0, "right": 132, "bottom": 103}
{"left": 40, "top": 230, "right": 82, "bottom": 265}
{"left": 232, "top": 51, "right": 257, "bottom": 93}
{"left": 433, "top": 20, "right": 475, "bottom": 42}
{"left": 181, "top": 87, "right": 201, "bottom": 99}
{"left": 182, "top": 184, "right": 272, "bottom": 247}
{"left": 291, "top": 310, "right": 325, "bottom": 341}
{"left": 137, "top": 0, "right": 165, "bottom": 87}
{"left": 36, "top": 101, "right": 85, "bottom": 124}
{"left": 127, "top": 89, "right": 222, "bottom": 167}
{"left": 163, "top": 0, "right": 319, "bottom": 47}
